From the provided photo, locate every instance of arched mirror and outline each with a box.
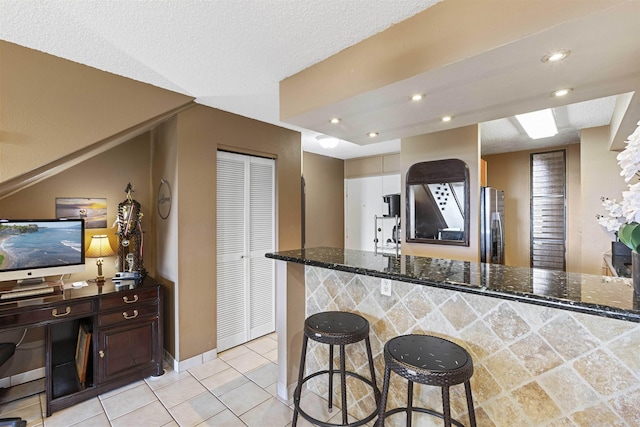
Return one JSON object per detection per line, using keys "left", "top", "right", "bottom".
{"left": 406, "top": 159, "right": 470, "bottom": 246}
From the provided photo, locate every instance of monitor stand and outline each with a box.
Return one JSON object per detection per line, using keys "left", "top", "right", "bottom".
{"left": 15, "top": 277, "right": 46, "bottom": 289}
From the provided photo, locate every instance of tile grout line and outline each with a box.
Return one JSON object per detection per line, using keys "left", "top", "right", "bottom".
{"left": 20, "top": 334, "right": 283, "bottom": 427}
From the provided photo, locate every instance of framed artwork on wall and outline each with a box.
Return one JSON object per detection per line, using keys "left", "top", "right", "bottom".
{"left": 56, "top": 198, "right": 107, "bottom": 229}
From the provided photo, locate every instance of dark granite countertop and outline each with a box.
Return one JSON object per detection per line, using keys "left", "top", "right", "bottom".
{"left": 266, "top": 247, "right": 640, "bottom": 323}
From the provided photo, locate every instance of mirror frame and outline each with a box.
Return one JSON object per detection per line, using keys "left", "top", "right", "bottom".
{"left": 405, "top": 158, "right": 470, "bottom": 246}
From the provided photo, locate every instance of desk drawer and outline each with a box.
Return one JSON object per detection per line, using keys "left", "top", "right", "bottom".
{"left": 98, "top": 303, "right": 158, "bottom": 328}
{"left": 99, "top": 288, "right": 158, "bottom": 311}
{"left": 0, "top": 300, "right": 94, "bottom": 328}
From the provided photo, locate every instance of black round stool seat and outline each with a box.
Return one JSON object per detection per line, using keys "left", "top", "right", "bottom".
{"left": 293, "top": 311, "right": 380, "bottom": 427}
{"left": 304, "top": 311, "right": 369, "bottom": 345}
{"left": 376, "top": 334, "right": 477, "bottom": 427}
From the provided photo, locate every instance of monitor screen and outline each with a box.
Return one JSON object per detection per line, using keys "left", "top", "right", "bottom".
{"left": 0, "top": 219, "right": 85, "bottom": 285}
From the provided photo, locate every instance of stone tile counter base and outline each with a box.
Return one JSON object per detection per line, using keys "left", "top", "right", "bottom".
{"left": 304, "top": 266, "right": 640, "bottom": 427}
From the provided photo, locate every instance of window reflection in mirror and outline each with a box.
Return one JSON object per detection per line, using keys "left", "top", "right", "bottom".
{"left": 406, "top": 159, "right": 470, "bottom": 246}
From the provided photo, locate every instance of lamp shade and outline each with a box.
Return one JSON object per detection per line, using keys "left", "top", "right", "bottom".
{"left": 86, "top": 235, "right": 115, "bottom": 258}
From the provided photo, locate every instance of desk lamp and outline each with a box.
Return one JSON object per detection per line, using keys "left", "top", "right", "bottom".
{"left": 86, "top": 235, "right": 115, "bottom": 284}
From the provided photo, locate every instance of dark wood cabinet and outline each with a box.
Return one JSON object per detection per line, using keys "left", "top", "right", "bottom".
{"left": 0, "top": 277, "right": 163, "bottom": 416}
{"left": 96, "top": 297, "right": 161, "bottom": 382}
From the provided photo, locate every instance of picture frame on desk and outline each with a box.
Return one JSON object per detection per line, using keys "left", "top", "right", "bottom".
{"left": 75, "top": 322, "right": 91, "bottom": 387}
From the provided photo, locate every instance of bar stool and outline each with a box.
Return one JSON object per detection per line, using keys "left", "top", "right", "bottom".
{"left": 375, "top": 334, "right": 477, "bottom": 427}
{"left": 292, "top": 311, "right": 380, "bottom": 427}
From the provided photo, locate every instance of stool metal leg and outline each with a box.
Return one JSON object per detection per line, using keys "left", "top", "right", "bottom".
{"left": 340, "top": 344, "right": 348, "bottom": 425}
{"left": 295, "top": 312, "right": 380, "bottom": 427}
{"left": 464, "top": 381, "right": 477, "bottom": 427}
{"left": 442, "top": 386, "right": 451, "bottom": 427}
{"left": 364, "top": 337, "right": 380, "bottom": 404}
{"left": 292, "top": 335, "right": 309, "bottom": 427}
{"left": 375, "top": 365, "right": 392, "bottom": 427}
{"left": 407, "top": 380, "right": 413, "bottom": 427}
{"left": 328, "top": 344, "right": 334, "bottom": 413}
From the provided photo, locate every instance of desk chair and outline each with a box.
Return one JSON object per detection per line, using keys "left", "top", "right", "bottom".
{"left": 0, "top": 343, "right": 16, "bottom": 368}
{"left": 0, "top": 336, "right": 27, "bottom": 427}
{"left": 0, "top": 418, "right": 26, "bottom": 427}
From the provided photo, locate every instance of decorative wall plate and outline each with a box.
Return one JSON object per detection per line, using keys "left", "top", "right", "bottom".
{"left": 157, "top": 179, "right": 172, "bottom": 219}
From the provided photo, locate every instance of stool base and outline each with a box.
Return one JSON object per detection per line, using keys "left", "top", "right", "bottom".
{"left": 380, "top": 407, "right": 466, "bottom": 427}
{"left": 292, "top": 312, "right": 380, "bottom": 427}
{"left": 294, "top": 370, "right": 379, "bottom": 427}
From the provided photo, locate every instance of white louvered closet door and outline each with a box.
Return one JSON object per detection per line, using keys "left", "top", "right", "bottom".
{"left": 217, "top": 151, "right": 275, "bottom": 352}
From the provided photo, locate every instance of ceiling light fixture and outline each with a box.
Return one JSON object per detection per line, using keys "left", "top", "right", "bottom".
{"left": 441, "top": 116, "right": 452, "bottom": 122}
{"left": 552, "top": 88, "right": 572, "bottom": 97}
{"left": 515, "top": 108, "right": 558, "bottom": 139}
{"left": 329, "top": 118, "right": 341, "bottom": 124}
{"left": 411, "top": 94, "right": 424, "bottom": 101}
{"left": 368, "top": 132, "right": 378, "bottom": 138}
{"left": 541, "top": 49, "right": 570, "bottom": 63}
{"left": 316, "top": 135, "right": 339, "bottom": 149}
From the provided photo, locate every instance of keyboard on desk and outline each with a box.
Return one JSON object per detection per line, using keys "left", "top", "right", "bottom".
{"left": 0, "top": 286, "right": 57, "bottom": 301}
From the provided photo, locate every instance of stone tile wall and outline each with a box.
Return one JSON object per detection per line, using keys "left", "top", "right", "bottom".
{"left": 303, "top": 266, "right": 640, "bottom": 426}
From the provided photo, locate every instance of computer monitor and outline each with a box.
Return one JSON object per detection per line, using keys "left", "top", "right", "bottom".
{"left": 0, "top": 218, "right": 85, "bottom": 285}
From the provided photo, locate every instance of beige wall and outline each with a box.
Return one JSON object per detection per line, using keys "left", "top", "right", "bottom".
{"left": 0, "top": 100, "right": 304, "bottom": 376}
{"left": 155, "top": 104, "right": 302, "bottom": 363}
{"left": 0, "top": 134, "right": 153, "bottom": 377}
{"left": 484, "top": 144, "right": 582, "bottom": 272}
{"left": 0, "top": 35, "right": 306, "bottom": 373}
{"left": 151, "top": 118, "right": 179, "bottom": 358}
{"left": 0, "top": 40, "right": 192, "bottom": 183}
{"left": 401, "top": 125, "right": 480, "bottom": 262}
{"left": 581, "top": 126, "right": 627, "bottom": 274}
{"left": 303, "top": 152, "right": 344, "bottom": 248}
{"left": 344, "top": 153, "right": 400, "bottom": 178}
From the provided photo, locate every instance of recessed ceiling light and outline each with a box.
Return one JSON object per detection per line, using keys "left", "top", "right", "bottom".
{"left": 541, "top": 49, "right": 571, "bottom": 63}
{"left": 368, "top": 132, "right": 378, "bottom": 138}
{"left": 316, "top": 135, "right": 339, "bottom": 149}
{"left": 552, "top": 88, "right": 572, "bottom": 97}
{"left": 441, "top": 116, "right": 453, "bottom": 122}
{"left": 411, "top": 94, "right": 424, "bottom": 101}
{"left": 329, "top": 118, "right": 341, "bottom": 124}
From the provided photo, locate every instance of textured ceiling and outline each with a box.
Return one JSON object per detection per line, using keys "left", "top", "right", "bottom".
{"left": 0, "top": 0, "right": 436, "bottom": 159}
{"left": 0, "top": 1, "right": 634, "bottom": 159}
{"left": 480, "top": 95, "right": 618, "bottom": 155}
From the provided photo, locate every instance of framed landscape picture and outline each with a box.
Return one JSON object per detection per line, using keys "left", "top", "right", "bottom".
{"left": 56, "top": 198, "right": 107, "bottom": 229}
{"left": 75, "top": 322, "right": 92, "bottom": 386}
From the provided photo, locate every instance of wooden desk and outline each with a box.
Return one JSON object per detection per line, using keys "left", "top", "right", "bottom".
{"left": 0, "top": 277, "right": 163, "bottom": 416}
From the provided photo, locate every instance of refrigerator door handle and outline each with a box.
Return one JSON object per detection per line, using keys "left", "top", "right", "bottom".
{"left": 495, "top": 211, "right": 504, "bottom": 264}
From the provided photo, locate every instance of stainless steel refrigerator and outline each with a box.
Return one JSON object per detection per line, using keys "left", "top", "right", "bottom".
{"left": 480, "top": 187, "right": 505, "bottom": 264}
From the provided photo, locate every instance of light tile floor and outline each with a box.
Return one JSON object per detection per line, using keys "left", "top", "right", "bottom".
{"left": 0, "top": 333, "right": 360, "bottom": 427}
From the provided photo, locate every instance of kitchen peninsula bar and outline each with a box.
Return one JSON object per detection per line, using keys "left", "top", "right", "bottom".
{"left": 267, "top": 247, "right": 640, "bottom": 426}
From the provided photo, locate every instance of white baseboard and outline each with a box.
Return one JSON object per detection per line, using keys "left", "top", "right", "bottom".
{"left": 166, "top": 348, "right": 218, "bottom": 373}
{"left": 0, "top": 366, "right": 45, "bottom": 388}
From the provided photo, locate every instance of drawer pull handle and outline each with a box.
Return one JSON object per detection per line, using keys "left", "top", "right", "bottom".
{"left": 123, "top": 295, "right": 139, "bottom": 304}
{"left": 99, "top": 350, "right": 105, "bottom": 358}
{"left": 123, "top": 310, "right": 139, "bottom": 320}
{"left": 52, "top": 307, "right": 71, "bottom": 317}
